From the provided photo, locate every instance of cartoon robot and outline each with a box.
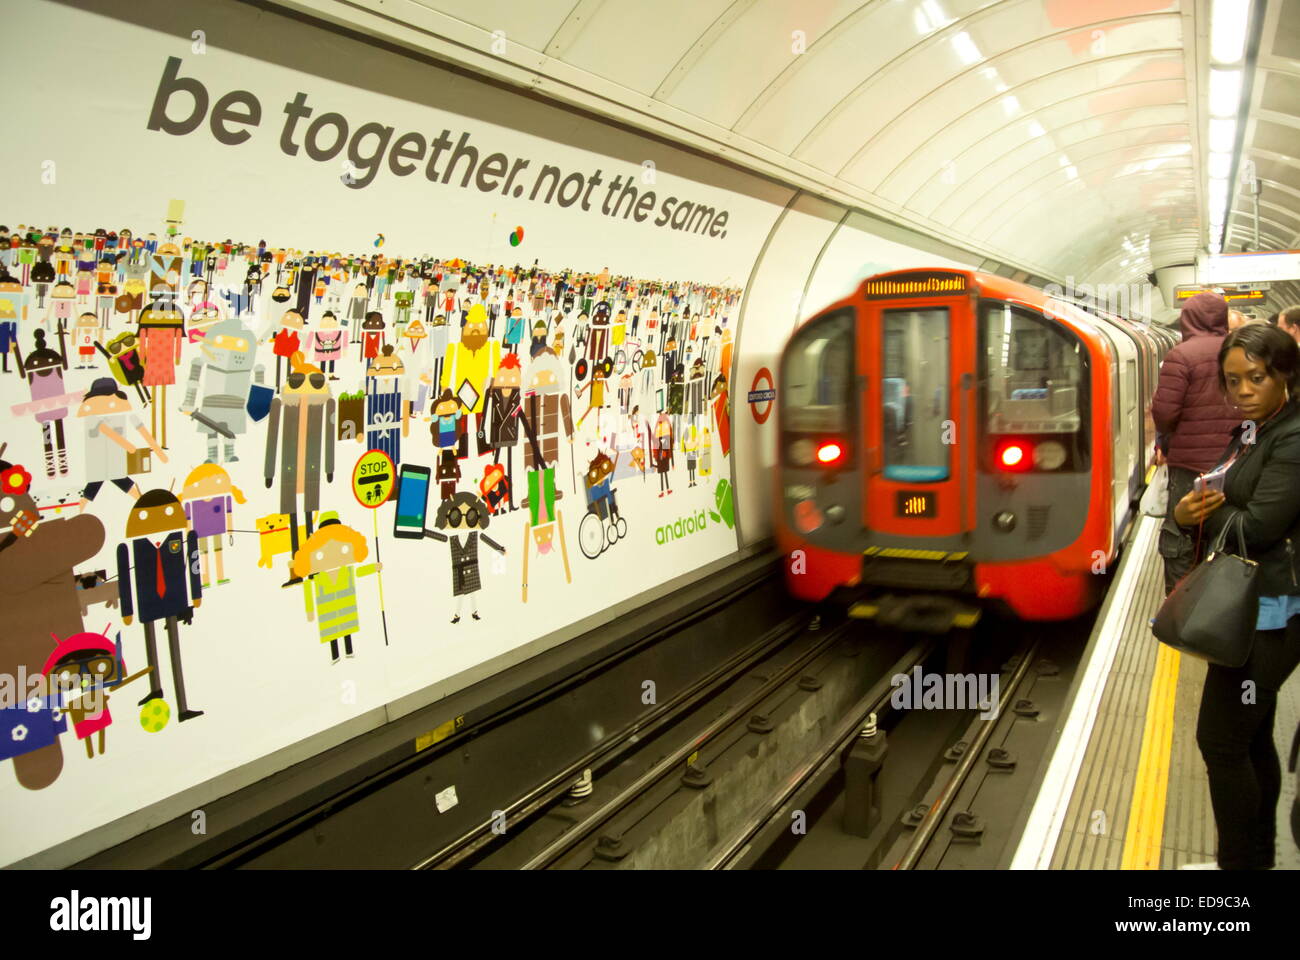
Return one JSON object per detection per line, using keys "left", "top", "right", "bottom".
{"left": 72, "top": 311, "right": 104, "bottom": 369}
{"left": 518, "top": 352, "right": 574, "bottom": 491}
{"left": 709, "top": 478, "right": 735, "bottom": 530}
{"left": 423, "top": 491, "right": 505, "bottom": 623}
{"left": 291, "top": 514, "right": 382, "bottom": 663}
{"left": 653, "top": 412, "right": 674, "bottom": 497}
{"left": 137, "top": 297, "right": 186, "bottom": 447}
{"left": 441, "top": 304, "right": 501, "bottom": 456}
{"left": 11, "top": 324, "right": 79, "bottom": 477}
{"left": 575, "top": 358, "right": 612, "bottom": 432}
{"left": 117, "top": 489, "right": 204, "bottom": 721}
{"left": 263, "top": 308, "right": 305, "bottom": 390}
{"left": 393, "top": 290, "right": 414, "bottom": 340}
{"left": 309, "top": 311, "right": 348, "bottom": 378}
{"left": 180, "top": 463, "right": 244, "bottom": 587}
{"left": 363, "top": 345, "right": 409, "bottom": 467}
{"left": 577, "top": 449, "right": 627, "bottom": 560}
{"left": 43, "top": 629, "right": 153, "bottom": 758}
{"left": 95, "top": 330, "right": 151, "bottom": 406}
{"left": 485, "top": 352, "right": 523, "bottom": 510}
{"left": 179, "top": 315, "right": 269, "bottom": 464}
{"left": 264, "top": 352, "right": 336, "bottom": 585}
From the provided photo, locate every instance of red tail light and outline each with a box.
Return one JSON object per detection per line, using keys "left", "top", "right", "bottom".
{"left": 997, "top": 441, "right": 1031, "bottom": 471}
{"left": 816, "top": 442, "right": 844, "bottom": 465}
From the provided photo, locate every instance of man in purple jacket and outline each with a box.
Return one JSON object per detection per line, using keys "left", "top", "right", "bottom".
{"left": 1152, "top": 292, "right": 1240, "bottom": 593}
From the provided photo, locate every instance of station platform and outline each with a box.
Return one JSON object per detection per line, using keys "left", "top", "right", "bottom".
{"left": 1012, "top": 515, "right": 1300, "bottom": 870}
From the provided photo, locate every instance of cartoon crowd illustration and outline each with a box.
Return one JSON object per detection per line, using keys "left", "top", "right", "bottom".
{"left": 0, "top": 217, "right": 740, "bottom": 791}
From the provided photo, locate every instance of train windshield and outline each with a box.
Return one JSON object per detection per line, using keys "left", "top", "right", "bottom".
{"left": 882, "top": 308, "right": 950, "bottom": 482}
{"left": 783, "top": 309, "right": 854, "bottom": 433}
{"left": 980, "top": 301, "right": 1086, "bottom": 448}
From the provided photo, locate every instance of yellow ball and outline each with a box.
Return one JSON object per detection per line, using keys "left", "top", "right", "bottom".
{"left": 140, "top": 699, "right": 170, "bottom": 733}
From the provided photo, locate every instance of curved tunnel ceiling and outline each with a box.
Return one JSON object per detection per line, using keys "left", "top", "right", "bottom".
{"left": 284, "top": 0, "right": 1300, "bottom": 313}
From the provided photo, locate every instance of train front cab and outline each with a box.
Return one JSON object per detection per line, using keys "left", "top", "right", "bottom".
{"left": 777, "top": 270, "right": 1118, "bottom": 631}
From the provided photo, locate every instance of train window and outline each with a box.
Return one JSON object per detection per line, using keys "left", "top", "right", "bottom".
{"left": 882, "top": 308, "right": 950, "bottom": 482}
{"left": 979, "top": 302, "right": 1090, "bottom": 470}
{"left": 782, "top": 308, "right": 855, "bottom": 435}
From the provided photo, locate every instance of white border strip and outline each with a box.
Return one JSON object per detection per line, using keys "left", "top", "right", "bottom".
{"left": 1010, "top": 514, "right": 1161, "bottom": 869}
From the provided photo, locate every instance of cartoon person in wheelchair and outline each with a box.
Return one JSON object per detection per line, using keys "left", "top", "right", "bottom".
{"left": 577, "top": 449, "right": 627, "bottom": 559}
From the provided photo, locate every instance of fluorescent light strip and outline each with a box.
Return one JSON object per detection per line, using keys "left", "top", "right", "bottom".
{"left": 1208, "top": 177, "right": 1229, "bottom": 208}
{"left": 1208, "top": 68, "right": 1242, "bottom": 118}
{"left": 1210, "top": 0, "right": 1250, "bottom": 64}
{"left": 1208, "top": 117, "right": 1236, "bottom": 153}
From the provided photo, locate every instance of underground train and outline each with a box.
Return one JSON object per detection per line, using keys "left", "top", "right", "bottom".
{"left": 775, "top": 268, "right": 1179, "bottom": 631}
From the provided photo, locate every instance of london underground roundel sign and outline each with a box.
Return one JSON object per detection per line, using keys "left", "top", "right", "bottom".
{"left": 748, "top": 367, "right": 775, "bottom": 424}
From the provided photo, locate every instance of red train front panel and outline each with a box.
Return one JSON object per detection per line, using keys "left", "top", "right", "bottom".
{"left": 775, "top": 269, "right": 1118, "bottom": 624}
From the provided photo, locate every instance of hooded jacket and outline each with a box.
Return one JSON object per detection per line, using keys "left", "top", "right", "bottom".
{"left": 1151, "top": 292, "right": 1240, "bottom": 472}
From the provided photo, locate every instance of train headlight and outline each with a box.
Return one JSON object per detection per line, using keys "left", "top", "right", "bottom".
{"left": 789, "top": 439, "right": 816, "bottom": 466}
{"left": 993, "top": 511, "right": 1016, "bottom": 532}
{"left": 1033, "top": 441, "right": 1066, "bottom": 471}
{"left": 816, "top": 442, "right": 844, "bottom": 465}
{"left": 998, "top": 443, "right": 1028, "bottom": 469}
{"left": 994, "top": 439, "right": 1035, "bottom": 473}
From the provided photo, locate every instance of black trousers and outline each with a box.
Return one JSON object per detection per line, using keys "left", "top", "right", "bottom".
{"left": 1196, "top": 616, "right": 1300, "bottom": 869}
{"left": 1159, "top": 465, "right": 1199, "bottom": 594}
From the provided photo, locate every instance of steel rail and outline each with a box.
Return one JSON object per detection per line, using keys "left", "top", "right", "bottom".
{"left": 514, "top": 621, "right": 856, "bottom": 870}
{"left": 703, "top": 637, "right": 935, "bottom": 870}
{"left": 892, "top": 639, "right": 1039, "bottom": 870}
{"left": 415, "top": 609, "right": 816, "bottom": 870}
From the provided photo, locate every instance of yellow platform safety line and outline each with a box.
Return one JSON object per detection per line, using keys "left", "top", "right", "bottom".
{"left": 1121, "top": 642, "right": 1181, "bottom": 869}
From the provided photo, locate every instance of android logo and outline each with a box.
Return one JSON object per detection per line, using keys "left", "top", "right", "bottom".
{"left": 709, "top": 479, "right": 735, "bottom": 529}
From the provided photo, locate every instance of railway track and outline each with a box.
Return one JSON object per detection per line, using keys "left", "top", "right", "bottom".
{"left": 461, "top": 613, "right": 1082, "bottom": 871}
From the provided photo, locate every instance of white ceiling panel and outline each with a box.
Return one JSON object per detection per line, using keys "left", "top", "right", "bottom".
{"left": 286, "top": 0, "right": 1291, "bottom": 296}
{"left": 554, "top": 0, "right": 734, "bottom": 94}
{"left": 660, "top": 0, "right": 863, "bottom": 126}
{"left": 947, "top": 129, "right": 1192, "bottom": 231}
{"left": 914, "top": 106, "right": 1190, "bottom": 219}
{"left": 886, "top": 86, "right": 1188, "bottom": 212}
{"left": 734, "top": 0, "right": 1001, "bottom": 154}
{"left": 408, "top": 0, "right": 575, "bottom": 50}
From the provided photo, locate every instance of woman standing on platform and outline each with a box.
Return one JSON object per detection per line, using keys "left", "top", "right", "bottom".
{"left": 1172, "top": 323, "right": 1300, "bottom": 870}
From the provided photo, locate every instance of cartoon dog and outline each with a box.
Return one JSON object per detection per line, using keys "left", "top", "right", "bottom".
{"left": 256, "top": 512, "right": 307, "bottom": 569}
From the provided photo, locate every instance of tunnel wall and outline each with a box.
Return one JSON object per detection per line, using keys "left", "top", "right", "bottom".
{"left": 2, "top": 0, "right": 982, "bottom": 865}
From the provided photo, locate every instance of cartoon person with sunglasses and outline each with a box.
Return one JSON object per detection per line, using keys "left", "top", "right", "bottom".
{"left": 423, "top": 490, "right": 505, "bottom": 624}
{"left": 264, "top": 352, "right": 335, "bottom": 586}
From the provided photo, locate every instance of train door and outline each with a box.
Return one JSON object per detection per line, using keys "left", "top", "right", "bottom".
{"left": 858, "top": 274, "right": 977, "bottom": 543}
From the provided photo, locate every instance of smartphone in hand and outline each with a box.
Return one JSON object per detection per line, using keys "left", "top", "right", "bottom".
{"left": 1194, "top": 462, "right": 1229, "bottom": 494}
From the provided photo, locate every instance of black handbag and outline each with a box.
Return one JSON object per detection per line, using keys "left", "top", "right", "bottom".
{"left": 1152, "top": 511, "right": 1258, "bottom": 668}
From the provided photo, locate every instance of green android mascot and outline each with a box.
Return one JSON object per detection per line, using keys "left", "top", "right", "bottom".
{"left": 709, "top": 478, "right": 735, "bottom": 529}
